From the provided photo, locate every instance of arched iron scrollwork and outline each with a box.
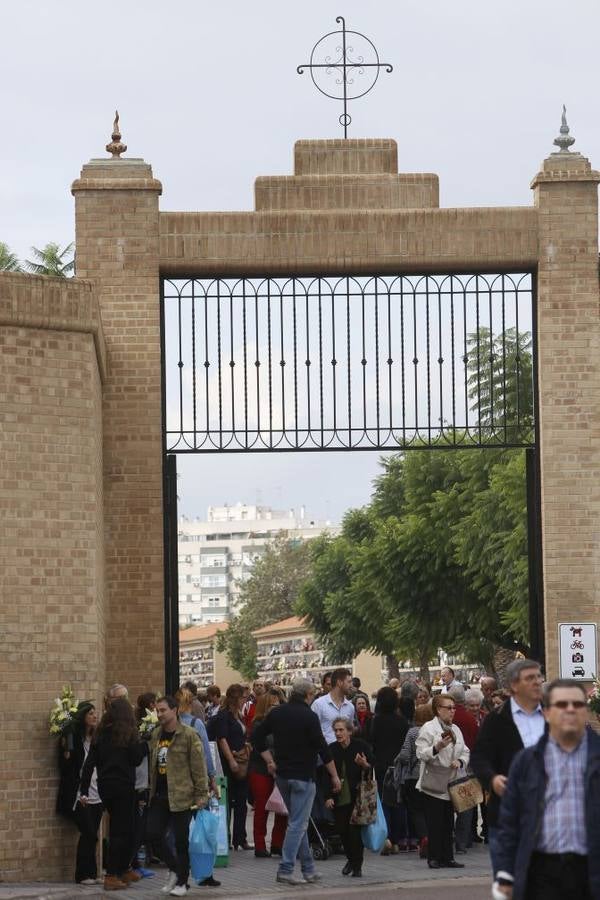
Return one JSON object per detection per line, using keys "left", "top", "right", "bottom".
{"left": 161, "top": 273, "right": 535, "bottom": 454}
{"left": 297, "top": 16, "right": 393, "bottom": 138}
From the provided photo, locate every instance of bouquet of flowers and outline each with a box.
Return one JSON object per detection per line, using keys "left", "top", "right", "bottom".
{"left": 49, "top": 685, "right": 79, "bottom": 737}
{"left": 588, "top": 676, "right": 600, "bottom": 716}
{"left": 139, "top": 708, "right": 159, "bottom": 739}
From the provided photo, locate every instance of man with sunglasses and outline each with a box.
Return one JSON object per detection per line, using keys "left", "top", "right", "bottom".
{"left": 494, "top": 679, "right": 600, "bottom": 899}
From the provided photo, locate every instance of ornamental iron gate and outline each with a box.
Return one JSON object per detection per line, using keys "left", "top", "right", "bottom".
{"left": 160, "top": 271, "right": 541, "bottom": 691}
{"left": 161, "top": 273, "right": 535, "bottom": 454}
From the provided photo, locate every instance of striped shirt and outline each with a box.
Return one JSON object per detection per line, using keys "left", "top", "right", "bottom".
{"left": 537, "top": 734, "right": 588, "bottom": 855}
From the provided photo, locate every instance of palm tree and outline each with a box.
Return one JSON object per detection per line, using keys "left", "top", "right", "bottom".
{"left": 25, "top": 242, "right": 74, "bottom": 277}
{"left": 0, "top": 242, "right": 22, "bottom": 272}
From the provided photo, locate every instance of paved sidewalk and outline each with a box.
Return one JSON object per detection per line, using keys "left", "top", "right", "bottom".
{"left": 0, "top": 843, "right": 491, "bottom": 900}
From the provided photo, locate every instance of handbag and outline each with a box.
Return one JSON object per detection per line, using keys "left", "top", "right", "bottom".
{"left": 361, "top": 793, "right": 387, "bottom": 852}
{"left": 231, "top": 744, "right": 250, "bottom": 780}
{"left": 448, "top": 772, "right": 484, "bottom": 813}
{"left": 382, "top": 765, "right": 400, "bottom": 806}
{"left": 420, "top": 760, "right": 452, "bottom": 796}
{"left": 349, "top": 770, "right": 378, "bottom": 826}
{"left": 265, "top": 783, "right": 288, "bottom": 816}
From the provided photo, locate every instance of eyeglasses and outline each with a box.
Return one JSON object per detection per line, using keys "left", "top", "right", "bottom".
{"left": 549, "top": 700, "right": 586, "bottom": 710}
{"left": 438, "top": 705, "right": 456, "bottom": 711}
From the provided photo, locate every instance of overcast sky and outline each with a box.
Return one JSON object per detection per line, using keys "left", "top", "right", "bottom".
{"left": 3, "top": 0, "right": 599, "bottom": 523}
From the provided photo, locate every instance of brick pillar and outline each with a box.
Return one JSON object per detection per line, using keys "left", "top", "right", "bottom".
{"left": 72, "top": 157, "right": 165, "bottom": 695}
{"left": 531, "top": 145, "right": 600, "bottom": 678}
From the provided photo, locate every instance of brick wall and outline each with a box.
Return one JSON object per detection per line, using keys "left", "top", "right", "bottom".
{"left": 0, "top": 272, "right": 106, "bottom": 879}
{"left": 72, "top": 159, "right": 165, "bottom": 697}
{"left": 532, "top": 153, "right": 600, "bottom": 675}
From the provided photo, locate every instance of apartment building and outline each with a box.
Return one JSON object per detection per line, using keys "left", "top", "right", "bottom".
{"left": 178, "top": 503, "right": 339, "bottom": 626}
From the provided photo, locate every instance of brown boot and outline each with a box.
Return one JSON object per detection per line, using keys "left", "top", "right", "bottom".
{"left": 122, "top": 870, "right": 142, "bottom": 884}
{"left": 104, "top": 875, "right": 128, "bottom": 890}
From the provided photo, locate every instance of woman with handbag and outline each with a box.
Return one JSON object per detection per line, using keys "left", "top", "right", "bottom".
{"left": 214, "top": 683, "right": 251, "bottom": 850}
{"left": 248, "top": 689, "right": 287, "bottom": 858}
{"left": 325, "top": 717, "right": 374, "bottom": 877}
{"left": 415, "top": 693, "right": 469, "bottom": 870}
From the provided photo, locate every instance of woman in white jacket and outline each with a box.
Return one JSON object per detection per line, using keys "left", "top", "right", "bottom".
{"left": 415, "top": 693, "right": 469, "bottom": 869}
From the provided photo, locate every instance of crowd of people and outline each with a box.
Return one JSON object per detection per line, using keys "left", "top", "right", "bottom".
{"left": 56, "top": 662, "right": 600, "bottom": 898}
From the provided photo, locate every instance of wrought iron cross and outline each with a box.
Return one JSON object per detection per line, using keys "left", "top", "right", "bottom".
{"left": 297, "top": 16, "right": 393, "bottom": 138}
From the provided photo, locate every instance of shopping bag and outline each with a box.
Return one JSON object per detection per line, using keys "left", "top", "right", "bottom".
{"left": 265, "top": 784, "right": 288, "bottom": 815}
{"left": 360, "top": 794, "right": 387, "bottom": 852}
{"left": 448, "top": 772, "right": 484, "bottom": 813}
{"left": 189, "top": 808, "right": 218, "bottom": 881}
{"left": 350, "top": 770, "right": 378, "bottom": 825}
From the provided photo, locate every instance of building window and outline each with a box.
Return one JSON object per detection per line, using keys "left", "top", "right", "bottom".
{"left": 201, "top": 575, "right": 226, "bottom": 588}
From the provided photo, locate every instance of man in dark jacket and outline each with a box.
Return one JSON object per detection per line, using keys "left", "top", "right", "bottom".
{"left": 471, "top": 658, "right": 544, "bottom": 874}
{"left": 252, "top": 678, "right": 341, "bottom": 886}
{"left": 494, "top": 679, "right": 600, "bottom": 900}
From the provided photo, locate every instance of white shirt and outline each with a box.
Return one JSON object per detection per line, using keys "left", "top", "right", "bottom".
{"left": 311, "top": 693, "right": 356, "bottom": 745}
{"left": 510, "top": 697, "right": 545, "bottom": 748}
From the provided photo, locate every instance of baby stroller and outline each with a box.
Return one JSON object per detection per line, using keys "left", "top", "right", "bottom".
{"left": 307, "top": 814, "right": 343, "bottom": 860}
{"left": 308, "top": 784, "right": 343, "bottom": 860}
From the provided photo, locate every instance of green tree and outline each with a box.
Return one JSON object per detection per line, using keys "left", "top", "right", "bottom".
{"left": 0, "top": 242, "right": 21, "bottom": 272}
{"left": 217, "top": 533, "right": 314, "bottom": 679}
{"left": 299, "top": 328, "right": 535, "bottom": 678}
{"left": 467, "top": 326, "right": 533, "bottom": 443}
{"left": 25, "top": 241, "right": 74, "bottom": 277}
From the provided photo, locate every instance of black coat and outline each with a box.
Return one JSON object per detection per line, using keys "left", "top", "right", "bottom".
{"left": 371, "top": 712, "right": 409, "bottom": 776}
{"left": 470, "top": 700, "right": 525, "bottom": 827}
{"left": 327, "top": 738, "right": 374, "bottom": 805}
{"left": 80, "top": 731, "right": 146, "bottom": 801}
{"left": 56, "top": 733, "right": 86, "bottom": 818}
{"left": 252, "top": 697, "right": 332, "bottom": 781}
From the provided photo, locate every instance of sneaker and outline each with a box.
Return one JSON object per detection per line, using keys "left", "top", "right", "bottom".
{"left": 381, "top": 838, "right": 393, "bottom": 856}
{"left": 169, "top": 885, "right": 189, "bottom": 897}
{"left": 303, "top": 873, "right": 322, "bottom": 883}
{"left": 161, "top": 872, "right": 178, "bottom": 894}
{"left": 276, "top": 873, "right": 307, "bottom": 885}
{"left": 79, "top": 878, "right": 98, "bottom": 886}
{"left": 198, "top": 876, "right": 221, "bottom": 887}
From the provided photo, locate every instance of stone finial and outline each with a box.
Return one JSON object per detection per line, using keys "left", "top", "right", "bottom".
{"left": 105, "top": 110, "right": 127, "bottom": 158}
{"left": 553, "top": 105, "right": 576, "bottom": 154}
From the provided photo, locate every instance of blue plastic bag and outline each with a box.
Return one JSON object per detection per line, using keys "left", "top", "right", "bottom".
{"left": 189, "top": 809, "right": 218, "bottom": 881}
{"left": 361, "top": 794, "right": 387, "bottom": 853}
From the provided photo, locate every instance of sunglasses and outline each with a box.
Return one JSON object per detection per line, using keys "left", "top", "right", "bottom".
{"left": 549, "top": 700, "right": 586, "bottom": 710}
{"left": 438, "top": 705, "right": 456, "bottom": 711}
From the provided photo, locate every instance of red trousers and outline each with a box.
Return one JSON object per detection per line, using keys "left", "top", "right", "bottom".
{"left": 248, "top": 771, "right": 287, "bottom": 852}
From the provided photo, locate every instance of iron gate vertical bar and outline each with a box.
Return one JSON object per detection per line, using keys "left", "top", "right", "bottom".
{"left": 160, "top": 279, "right": 180, "bottom": 693}
{"left": 526, "top": 448, "right": 544, "bottom": 667}
{"left": 163, "top": 453, "right": 180, "bottom": 694}
{"left": 528, "top": 271, "right": 545, "bottom": 670}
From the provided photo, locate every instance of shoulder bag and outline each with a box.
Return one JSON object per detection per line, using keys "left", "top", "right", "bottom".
{"left": 349, "top": 769, "right": 378, "bottom": 825}
{"left": 448, "top": 771, "right": 484, "bottom": 813}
